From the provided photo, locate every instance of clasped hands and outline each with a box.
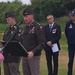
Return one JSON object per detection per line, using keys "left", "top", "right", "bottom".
{"left": 47, "top": 41, "right": 53, "bottom": 47}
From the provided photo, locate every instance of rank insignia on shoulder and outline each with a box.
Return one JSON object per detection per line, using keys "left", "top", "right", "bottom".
{"left": 40, "top": 26, "right": 43, "bottom": 31}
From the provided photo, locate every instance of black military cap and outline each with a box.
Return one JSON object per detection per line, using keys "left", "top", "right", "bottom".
{"left": 23, "top": 7, "right": 34, "bottom": 16}
{"left": 69, "top": 10, "right": 75, "bottom": 16}
{"left": 5, "top": 11, "right": 16, "bottom": 18}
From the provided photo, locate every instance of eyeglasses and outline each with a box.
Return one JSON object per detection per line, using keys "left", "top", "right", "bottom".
{"left": 47, "top": 18, "right": 52, "bottom": 20}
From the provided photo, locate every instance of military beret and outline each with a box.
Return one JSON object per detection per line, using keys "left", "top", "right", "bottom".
{"left": 5, "top": 11, "right": 16, "bottom": 18}
{"left": 23, "top": 7, "right": 34, "bottom": 16}
{"left": 69, "top": 10, "right": 75, "bottom": 16}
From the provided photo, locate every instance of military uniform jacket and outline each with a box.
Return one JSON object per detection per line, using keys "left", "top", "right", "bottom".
{"left": 65, "top": 20, "right": 75, "bottom": 45}
{"left": 44, "top": 23, "right": 61, "bottom": 51}
{"left": 21, "top": 21, "right": 45, "bottom": 56}
{"left": 3, "top": 24, "right": 21, "bottom": 63}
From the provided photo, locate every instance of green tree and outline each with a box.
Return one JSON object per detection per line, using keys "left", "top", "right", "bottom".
{"left": 30, "top": 0, "right": 75, "bottom": 21}
{"left": 0, "top": 2, "right": 29, "bottom": 23}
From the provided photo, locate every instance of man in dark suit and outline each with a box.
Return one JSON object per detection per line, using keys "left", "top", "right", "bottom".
{"left": 44, "top": 15, "right": 61, "bottom": 75}
{"left": 65, "top": 10, "right": 75, "bottom": 75}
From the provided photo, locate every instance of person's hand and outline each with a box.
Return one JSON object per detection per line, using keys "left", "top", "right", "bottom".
{"left": 0, "top": 53, "right": 4, "bottom": 62}
{"left": 47, "top": 41, "right": 53, "bottom": 47}
{"left": 28, "top": 51, "right": 34, "bottom": 59}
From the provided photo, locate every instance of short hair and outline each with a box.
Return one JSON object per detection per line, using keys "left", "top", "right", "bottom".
{"left": 47, "top": 14, "right": 54, "bottom": 18}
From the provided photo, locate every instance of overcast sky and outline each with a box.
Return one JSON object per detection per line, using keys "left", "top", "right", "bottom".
{"left": 0, "top": 0, "right": 31, "bottom": 4}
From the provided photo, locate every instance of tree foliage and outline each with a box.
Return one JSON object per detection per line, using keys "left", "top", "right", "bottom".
{"left": 0, "top": 0, "right": 75, "bottom": 23}
{"left": 31, "top": 0, "right": 75, "bottom": 21}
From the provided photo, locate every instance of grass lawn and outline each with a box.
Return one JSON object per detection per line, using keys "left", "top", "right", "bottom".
{"left": 1, "top": 50, "right": 75, "bottom": 75}
{"left": 0, "top": 34, "right": 75, "bottom": 75}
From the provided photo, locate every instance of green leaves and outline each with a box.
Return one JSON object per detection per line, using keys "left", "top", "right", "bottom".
{"left": 0, "top": 0, "right": 75, "bottom": 23}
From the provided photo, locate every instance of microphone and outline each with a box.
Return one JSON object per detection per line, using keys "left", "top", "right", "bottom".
{"left": 16, "top": 20, "right": 23, "bottom": 27}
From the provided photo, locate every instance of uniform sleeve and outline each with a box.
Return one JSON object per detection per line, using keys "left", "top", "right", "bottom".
{"left": 32, "top": 25, "right": 45, "bottom": 54}
{"left": 3, "top": 27, "right": 10, "bottom": 41}
{"left": 3, "top": 32, "right": 6, "bottom": 41}
{"left": 51, "top": 25, "right": 61, "bottom": 44}
{"left": 43, "top": 26, "right": 49, "bottom": 45}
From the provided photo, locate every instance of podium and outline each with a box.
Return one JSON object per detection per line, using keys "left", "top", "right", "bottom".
{"left": 2, "top": 41, "right": 28, "bottom": 57}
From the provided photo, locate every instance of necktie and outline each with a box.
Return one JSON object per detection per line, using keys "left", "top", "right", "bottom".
{"left": 49, "top": 25, "right": 52, "bottom": 32}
